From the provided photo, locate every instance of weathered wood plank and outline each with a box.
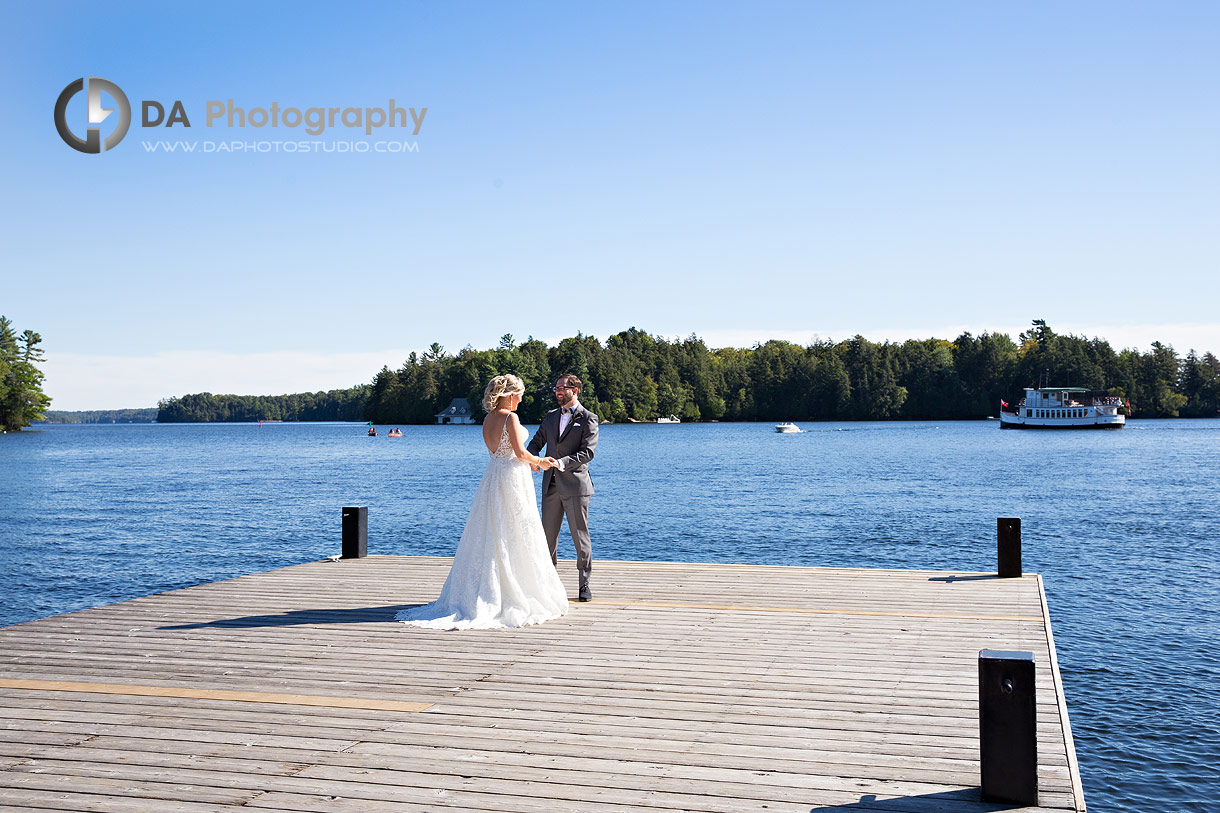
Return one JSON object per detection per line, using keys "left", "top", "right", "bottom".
{"left": 0, "top": 771, "right": 261, "bottom": 805}
{"left": 6, "top": 721, "right": 1076, "bottom": 792}
{"left": 7, "top": 757, "right": 1076, "bottom": 813}
{"left": 0, "top": 787, "right": 247, "bottom": 812}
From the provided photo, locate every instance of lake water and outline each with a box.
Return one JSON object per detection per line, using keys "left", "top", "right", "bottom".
{"left": 2, "top": 419, "right": 1218, "bottom": 811}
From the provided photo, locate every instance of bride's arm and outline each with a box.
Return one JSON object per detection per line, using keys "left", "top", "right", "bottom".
{"left": 507, "top": 414, "right": 551, "bottom": 468}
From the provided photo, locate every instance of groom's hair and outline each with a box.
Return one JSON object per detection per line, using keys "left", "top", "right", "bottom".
{"left": 559, "top": 373, "right": 582, "bottom": 393}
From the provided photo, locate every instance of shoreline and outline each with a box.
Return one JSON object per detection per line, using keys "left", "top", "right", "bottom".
{"left": 30, "top": 414, "right": 1216, "bottom": 428}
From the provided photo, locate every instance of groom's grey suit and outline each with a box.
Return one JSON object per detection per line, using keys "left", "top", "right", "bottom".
{"left": 527, "top": 402, "right": 598, "bottom": 593}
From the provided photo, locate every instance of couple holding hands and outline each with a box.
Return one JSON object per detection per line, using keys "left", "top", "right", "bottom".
{"left": 396, "top": 373, "right": 598, "bottom": 630}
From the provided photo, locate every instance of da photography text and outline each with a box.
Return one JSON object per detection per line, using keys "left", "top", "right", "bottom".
{"left": 55, "top": 77, "right": 427, "bottom": 155}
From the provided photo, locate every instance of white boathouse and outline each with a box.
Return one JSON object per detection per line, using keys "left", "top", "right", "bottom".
{"left": 435, "top": 397, "right": 475, "bottom": 425}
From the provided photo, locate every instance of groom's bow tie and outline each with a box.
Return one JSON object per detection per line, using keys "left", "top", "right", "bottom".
{"left": 561, "top": 407, "right": 573, "bottom": 414}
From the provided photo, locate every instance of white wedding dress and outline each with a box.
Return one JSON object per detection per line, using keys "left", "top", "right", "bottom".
{"left": 395, "top": 416, "right": 569, "bottom": 630}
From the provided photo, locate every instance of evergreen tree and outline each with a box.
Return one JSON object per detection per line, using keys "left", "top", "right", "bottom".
{"left": 0, "top": 316, "right": 52, "bottom": 431}
{"left": 954, "top": 331, "right": 1018, "bottom": 415}
{"left": 897, "top": 339, "right": 964, "bottom": 419}
{"left": 1141, "top": 343, "right": 1188, "bottom": 417}
{"left": 840, "top": 336, "right": 907, "bottom": 419}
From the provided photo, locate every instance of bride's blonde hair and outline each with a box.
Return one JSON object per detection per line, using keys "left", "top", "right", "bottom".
{"left": 482, "top": 374, "right": 525, "bottom": 411}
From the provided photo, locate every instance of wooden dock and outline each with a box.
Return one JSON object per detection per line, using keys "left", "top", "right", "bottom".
{"left": 0, "top": 556, "right": 1085, "bottom": 812}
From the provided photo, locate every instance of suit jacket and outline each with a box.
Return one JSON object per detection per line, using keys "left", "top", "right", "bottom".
{"left": 527, "top": 402, "right": 598, "bottom": 496}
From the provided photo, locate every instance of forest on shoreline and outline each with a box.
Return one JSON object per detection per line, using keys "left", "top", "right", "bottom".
{"left": 155, "top": 387, "right": 369, "bottom": 424}
{"left": 40, "top": 408, "right": 159, "bottom": 424}
{"left": 154, "top": 322, "right": 1220, "bottom": 424}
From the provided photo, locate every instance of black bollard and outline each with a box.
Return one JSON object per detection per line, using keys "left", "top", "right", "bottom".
{"left": 341, "top": 506, "right": 367, "bottom": 559}
{"left": 979, "top": 649, "right": 1038, "bottom": 805}
{"left": 997, "top": 517, "right": 1021, "bottom": 577}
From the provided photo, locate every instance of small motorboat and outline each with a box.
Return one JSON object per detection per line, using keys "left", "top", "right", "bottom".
{"left": 367, "top": 428, "right": 378, "bottom": 437}
{"left": 775, "top": 422, "right": 800, "bottom": 433}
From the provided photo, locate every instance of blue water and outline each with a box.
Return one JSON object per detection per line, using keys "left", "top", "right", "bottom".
{"left": 2, "top": 420, "right": 1218, "bottom": 811}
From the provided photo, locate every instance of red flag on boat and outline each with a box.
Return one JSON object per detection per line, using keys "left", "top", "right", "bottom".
{"left": 1000, "top": 399, "right": 1009, "bottom": 408}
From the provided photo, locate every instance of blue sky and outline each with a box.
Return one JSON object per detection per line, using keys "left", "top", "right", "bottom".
{"left": 3, "top": 2, "right": 1217, "bottom": 409}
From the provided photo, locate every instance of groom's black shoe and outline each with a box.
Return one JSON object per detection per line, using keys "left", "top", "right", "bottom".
{"left": 578, "top": 582, "right": 592, "bottom": 602}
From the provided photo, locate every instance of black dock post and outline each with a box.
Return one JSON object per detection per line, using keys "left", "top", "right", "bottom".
{"left": 979, "top": 649, "right": 1038, "bottom": 805}
{"left": 342, "top": 506, "right": 367, "bottom": 559}
{"left": 997, "top": 517, "right": 1021, "bottom": 577}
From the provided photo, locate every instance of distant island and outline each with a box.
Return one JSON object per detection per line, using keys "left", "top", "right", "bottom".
{"left": 151, "top": 322, "right": 1219, "bottom": 425}
{"left": 40, "top": 408, "right": 159, "bottom": 424}
{"left": 157, "top": 387, "right": 370, "bottom": 423}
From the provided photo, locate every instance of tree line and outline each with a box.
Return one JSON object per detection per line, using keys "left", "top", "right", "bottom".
{"left": 7, "top": 317, "right": 1215, "bottom": 429}
{"left": 41, "top": 408, "right": 159, "bottom": 424}
{"left": 136, "top": 321, "right": 1220, "bottom": 425}
{"left": 156, "top": 387, "right": 370, "bottom": 423}
{"left": 362, "top": 321, "right": 1219, "bottom": 425}
{"left": 1, "top": 315, "right": 51, "bottom": 431}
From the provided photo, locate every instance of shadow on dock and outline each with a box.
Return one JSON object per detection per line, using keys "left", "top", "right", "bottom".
{"left": 159, "top": 604, "right": 421, "bottom": 629}
{"left": 809, "top": 790, "right": 1027, "bottom": 811}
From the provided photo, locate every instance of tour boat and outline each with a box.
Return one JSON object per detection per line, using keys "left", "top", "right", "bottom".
{"left": 775, "top": 422, "right": 800, "bottom": 433}
{"left": 999, "top": 387, "right": 1125, "bottom": 429}
{"left": 656, "top": 415, "right": 681, "bottom": 423}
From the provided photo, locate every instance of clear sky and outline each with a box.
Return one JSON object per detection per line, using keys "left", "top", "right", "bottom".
{"left": 3, "top": 1, "right": 1217, "bottom": 409}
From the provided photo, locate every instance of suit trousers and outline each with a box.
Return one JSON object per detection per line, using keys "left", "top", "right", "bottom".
{"left": 540, "top": 486, "right": 592, "bottom": 584}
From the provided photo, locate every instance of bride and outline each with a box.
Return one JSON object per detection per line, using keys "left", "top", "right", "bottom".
{"left": 396, "top": 374, "right": 570, "bottom": 629}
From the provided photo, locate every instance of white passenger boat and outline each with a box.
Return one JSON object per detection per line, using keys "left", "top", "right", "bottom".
{"left": 775, "top": 422, "right": 800, "bottom": 433}
{"left": 656, "top": 415, "right": 680, "bottom": 423}
{"left": 999, "top": 387, "right": 1125, "bottom": 429}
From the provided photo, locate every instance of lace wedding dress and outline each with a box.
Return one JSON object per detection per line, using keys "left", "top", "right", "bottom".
{"left": 396, "top": 416, "right": 569, "bottom": 630}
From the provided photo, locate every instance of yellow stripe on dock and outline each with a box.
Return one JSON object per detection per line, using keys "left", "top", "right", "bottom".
{"left": 0, "top": 678, "right": 433, "bottom": 713}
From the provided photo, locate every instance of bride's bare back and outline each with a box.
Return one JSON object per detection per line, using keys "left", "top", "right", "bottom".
{"left": 483, "top": 408, "right": 538, "bottom": 464}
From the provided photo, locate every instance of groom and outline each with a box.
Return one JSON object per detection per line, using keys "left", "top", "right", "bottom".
{"left": 528, "top": 373, "right": 599, "bottom": 601}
